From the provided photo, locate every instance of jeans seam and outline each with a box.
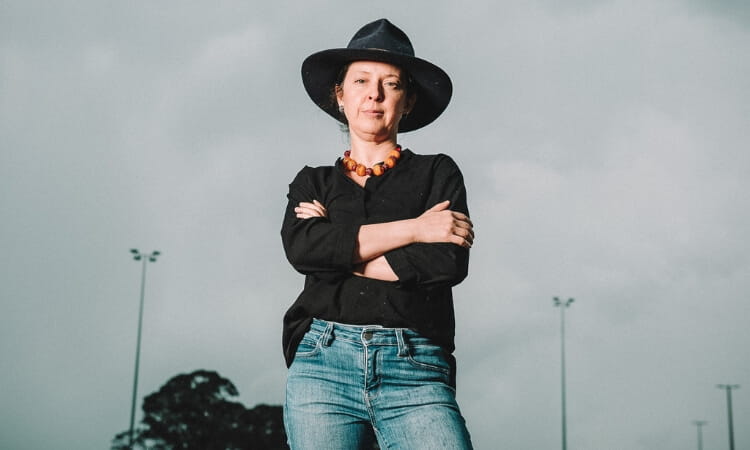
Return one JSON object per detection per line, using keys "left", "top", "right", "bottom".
{"left": 364, "top": 343, "right": 386, "bottom": 449}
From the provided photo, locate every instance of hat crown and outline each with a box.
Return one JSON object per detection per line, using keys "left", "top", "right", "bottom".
{"left": 347, "top": 19, "right": 414, "bottom": 57}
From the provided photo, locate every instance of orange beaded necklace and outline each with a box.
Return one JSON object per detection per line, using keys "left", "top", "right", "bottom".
{"left": 342, "top": 145, "right": 402, "bottom": 177}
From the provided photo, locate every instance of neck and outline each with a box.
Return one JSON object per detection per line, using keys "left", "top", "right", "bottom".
{"left": 348, "top": 135, "right": 399, "bottom": 167}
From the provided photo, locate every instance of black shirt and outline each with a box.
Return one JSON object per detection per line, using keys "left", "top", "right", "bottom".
{"left": 280, "top": 149, "right": 470, "bottom": 367}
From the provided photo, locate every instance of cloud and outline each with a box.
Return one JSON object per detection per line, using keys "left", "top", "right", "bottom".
{"left": 2, "top": 1, "right": 749, "bottom": 449}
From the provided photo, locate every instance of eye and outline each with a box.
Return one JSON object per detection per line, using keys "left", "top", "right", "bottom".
{"left": 353, "top": 79, "right": 366, "bottom": 84}
{"left": 384, "top": 80, "right": 402, "bottom": 89}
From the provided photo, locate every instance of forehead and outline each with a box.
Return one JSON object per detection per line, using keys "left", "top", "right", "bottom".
{"left": 345, "top": 60, "right": 404, "bottom": 77}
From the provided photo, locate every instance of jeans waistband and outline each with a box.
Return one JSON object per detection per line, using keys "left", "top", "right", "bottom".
{"left": 311, "top": 318, "right": 428, "bottom": 355}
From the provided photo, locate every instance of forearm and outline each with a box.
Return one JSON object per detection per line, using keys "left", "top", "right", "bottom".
{"left": 354, "top": 219, "right": 417, "bottom": 264}
{"left": 354, "top": 199, "right": 472, "bottom": 263}
{"left": 353, "top": 255, "right": 399, "bottom": 281}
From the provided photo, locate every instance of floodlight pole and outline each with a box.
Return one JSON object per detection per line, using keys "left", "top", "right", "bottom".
{"left": 553, "top": 297, "right": 574, "bottom": 450}
{"left": 128, "top": 249, "right": 160, "bottom": 449}
{"left": 692, "top": 420, "right": 707, "bottom": 450}
{"left": 716, "top": 384, "right": 740, "bottom": 450}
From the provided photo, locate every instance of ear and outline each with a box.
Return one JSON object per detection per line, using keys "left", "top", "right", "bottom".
{"left": 335, "top": 84, "right": 344, "bottom": 103}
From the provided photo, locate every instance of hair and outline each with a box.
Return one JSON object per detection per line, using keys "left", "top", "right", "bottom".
{"left": 330, "top": 62, "right": 416, "bottom": 127}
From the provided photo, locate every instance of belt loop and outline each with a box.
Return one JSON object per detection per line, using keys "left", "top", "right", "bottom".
{"left": 396, "top": 329, "right": 408, "bottom": 357}
{"left": 321, "top": 321, "right": 334, "bottom": 347}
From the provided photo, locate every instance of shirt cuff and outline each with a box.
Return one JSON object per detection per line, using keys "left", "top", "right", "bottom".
{"left": 384, "top": 248, "right": 417, "bottom": 286}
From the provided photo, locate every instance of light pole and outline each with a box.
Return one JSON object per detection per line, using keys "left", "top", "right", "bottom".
{"left": 692, "top": 420, "right": 707, "bottom": 450}
{"left": 716, "top": 384, "right": 740, "bottom": 450}
{"left": 128, "top": 249, "right": 160, "bottom": 449}
{"left": 553, "top": 297, "right": 574, "bottom": 450}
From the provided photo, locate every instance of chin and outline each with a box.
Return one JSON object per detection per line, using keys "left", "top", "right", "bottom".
{"left": 352, "top": 123, "right": 395, "bottom": 138}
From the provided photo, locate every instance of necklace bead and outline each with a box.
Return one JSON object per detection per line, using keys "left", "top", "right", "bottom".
{"left": 342, "top": 145, "right": 401, "bottom": 177}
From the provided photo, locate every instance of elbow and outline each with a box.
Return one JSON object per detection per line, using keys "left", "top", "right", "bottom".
{"left": 439, "top": 259, "right": 468, "bottom": 288}
{"left": 415, "top": 255, "right": 469, "bottom": 289}
{"left": 447, "top": 247, "right": 469, "bottom": 286}
{"left": 281, "top": 229, "right": 316, "bottom": 272}
{"left": 283, "top": 242, "right": 323, "bottom": 274}
{"left": 452, "top": 261, "right": 469, "bottom": 286}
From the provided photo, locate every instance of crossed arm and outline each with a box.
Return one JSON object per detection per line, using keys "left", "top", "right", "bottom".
{"left": 294, "top": 199, "right": 474, "bottom": 281}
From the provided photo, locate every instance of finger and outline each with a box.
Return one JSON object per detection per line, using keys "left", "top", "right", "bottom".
{"left": 462, "top": 230, "right": 474, "bottom": 247}
{"left": 452, "top": 221, "right": 474, "bottom": 242}
{"left": 297, "top": 202, "right": 317, "bottom": 211}
{"left": 426, "top": 200, "right": 450, "bottom": 212}
{"left": 453, "top": 217, "right": 473, "bottom": 230}
{"left": 455, "top": 227, "right": 474, "bottom": 245}
{"left": 452, "top": 221, "right": 474, "bottom": 241}
{"left": 451, "top": 211, "right": 472, "bottom": 225}
{"left": 295, "top": 207, "right": 315, "bottom": 218}
{"left": 297, "top": 202, "right": 326, "bottom": 217}
{"left": 312, "top": 200, "right": 328, "bottom": 216}
{"left": 452, "top": 234, "right": 472, "bottom": 248}
{"left": 295, "top": 206, "right": 323, "bottom": 219}
{"left": 295, "top": 205, "right": 317, "bottom": 214}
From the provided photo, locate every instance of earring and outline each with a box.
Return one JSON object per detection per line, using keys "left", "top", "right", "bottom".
{"left": 338, "top": 104, "right": 345, "bottom": 114}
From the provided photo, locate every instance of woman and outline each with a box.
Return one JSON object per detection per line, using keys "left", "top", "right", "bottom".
{"left": 281, "top": 19, "right": 474, "bottom": 449}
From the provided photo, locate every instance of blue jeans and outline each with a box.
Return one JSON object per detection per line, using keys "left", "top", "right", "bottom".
{"left": 284, "top": 319, "right": 473, "bottom": 450}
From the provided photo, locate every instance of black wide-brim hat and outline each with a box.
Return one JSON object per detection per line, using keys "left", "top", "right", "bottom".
{"left": 301, "top": 18, "right": 452, "bottom": 133}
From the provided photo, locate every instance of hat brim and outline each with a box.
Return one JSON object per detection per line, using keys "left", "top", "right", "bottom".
{"left": 302, "top": 48, "right": 452, "bottom": 132}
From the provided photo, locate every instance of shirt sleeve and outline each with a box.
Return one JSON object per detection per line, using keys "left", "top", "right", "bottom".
{"left": 280, "top": 166, "right": 360, "bottom": 278}
{"left": 384, "top": 154, "right": 471, "bottom": 290}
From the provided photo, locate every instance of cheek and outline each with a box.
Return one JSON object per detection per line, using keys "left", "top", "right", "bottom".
{"left": 390, "top": 98, "right": 408, "bottom": 116}
{"left": 341, "top": 91, "right": 362, "bottom": 108}
{"left": 394, "top": 93, "right": 409, "bottom": 108}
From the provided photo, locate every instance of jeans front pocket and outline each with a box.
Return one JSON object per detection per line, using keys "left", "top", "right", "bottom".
{"left": 294, "top": 328, "right": 324, "bottom": 358}
{"left": 406, "top": 342, "right": 452, "bottom": 375}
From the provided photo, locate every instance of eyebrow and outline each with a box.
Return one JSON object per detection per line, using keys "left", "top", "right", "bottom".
{"left": 350, "top": 70, "right": 402, "bottom": 78}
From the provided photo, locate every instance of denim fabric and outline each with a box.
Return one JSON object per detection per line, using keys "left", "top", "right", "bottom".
{"left": 284, "top": 319, "right": 473, "bottom": 450}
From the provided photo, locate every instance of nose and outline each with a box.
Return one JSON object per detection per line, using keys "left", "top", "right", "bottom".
{"left": 367, "top": 84, "right": 383, "bottom": 101}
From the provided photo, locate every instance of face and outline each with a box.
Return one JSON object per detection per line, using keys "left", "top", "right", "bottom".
{"left": 336, "top": 61, "right": 415, "bottom": 141}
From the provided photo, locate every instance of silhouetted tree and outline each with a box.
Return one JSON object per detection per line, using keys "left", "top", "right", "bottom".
{"left": 112, "top": 370, "right": 288, "bottom": 450}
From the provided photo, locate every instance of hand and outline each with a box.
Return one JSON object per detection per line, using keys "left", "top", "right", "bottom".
{"left": 295, "top": 200, "right": 327, "bottom": 219}
{"left": 413, "top": 200, "right": 474, "bottom": 248}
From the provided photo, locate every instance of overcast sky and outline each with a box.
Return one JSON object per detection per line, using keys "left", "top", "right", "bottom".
{"left": 2, "top": 1, "right": 749, "bottom": 449}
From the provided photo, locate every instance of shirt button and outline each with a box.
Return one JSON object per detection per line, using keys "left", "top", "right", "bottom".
{"left": 363, "top": 331, "right": 373, "bottom": 340}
